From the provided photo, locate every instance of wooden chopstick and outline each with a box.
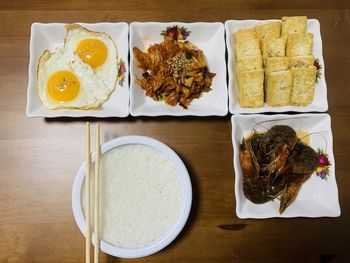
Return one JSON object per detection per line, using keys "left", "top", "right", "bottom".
{"left": 94, "top": 124, "right": 100, "bottom": 263}
{"left": 85, "top": 122, "right": 91, "bottom": 263}
{"left": 85, "top": 123, "right": 101, "bottom": 263}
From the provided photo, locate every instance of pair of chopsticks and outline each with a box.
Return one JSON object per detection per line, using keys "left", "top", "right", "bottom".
{"left": 85, "top": 122, "right": 101, "bottom": 263}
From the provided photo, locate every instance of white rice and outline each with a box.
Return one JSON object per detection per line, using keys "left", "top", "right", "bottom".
{"left": 83, "top": 144, "right": 183, "bottom": 249}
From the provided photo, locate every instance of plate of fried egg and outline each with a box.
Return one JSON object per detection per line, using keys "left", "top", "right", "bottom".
{"left": 26, "top": 22, "right": 129, "bottom": 117}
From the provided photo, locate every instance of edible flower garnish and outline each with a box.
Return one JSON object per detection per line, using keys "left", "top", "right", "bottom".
{"left": 118, "top": 59, "right": 126, "bottom": 86}
{"left": 161, "top": 26, "right": 191, "bottom": 41}
{"left": 316, "top": 148, "right": 331, "bottom": 180}
{"left": 314, "top": 58, "right": 322, "bottom": 83}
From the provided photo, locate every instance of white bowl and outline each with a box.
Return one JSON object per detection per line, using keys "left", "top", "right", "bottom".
{"left": 231, "top": 113, "right": 340, "bottom": 218}
{"left": 129, "top": 22, "right": 228, "bottom": 116}
{"left": 72, "top": 135, "right": 192, "bottom": 258}
{"left": 225, "top": 19, "right": 328, "bottom": 114}
{"left": 26, "top": 22, "right": 129, "bottom": 118}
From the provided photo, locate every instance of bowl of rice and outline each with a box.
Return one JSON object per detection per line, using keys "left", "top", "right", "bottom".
{"left": 72, "top": 135, "right": 192, "bottom": 258}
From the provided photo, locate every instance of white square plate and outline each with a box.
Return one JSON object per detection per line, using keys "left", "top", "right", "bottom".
{"left": 129, "top": 22, "right": 228, "bottom": 116}
{"left": 225, "top": 19, "right": 328, "bottom": 114}
{"left": 26, "top": 22, "right": 129, "bottom": 118}
{"left": 231, "top": 113, "right": 340, "bottom": 218}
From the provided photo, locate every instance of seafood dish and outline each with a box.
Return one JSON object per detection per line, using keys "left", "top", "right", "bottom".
{"left": 232, "top": 114, "right": 339, "bottom": 218}
{"left": 232, "top": 16, "right": 321, "bottom": 108}
{"left": 133, "top": 26, "right": 216, "bottom": 109}
{"left": 239, "top": 124, "right": 320, "bottom": 214}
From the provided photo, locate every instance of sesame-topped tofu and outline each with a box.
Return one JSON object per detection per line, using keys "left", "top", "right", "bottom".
{"left": 286, "top": 33, "right": 313, "bottom": 57}
{"left": 266, "top": 57, "right": 290, "bottom": 73}
{"left": 261, "top": 37, "right": 286, "bottom": 63}
{"left": 237, "top": 56, "right": 263, "bottom": 71}
{"left": 255, "top": 21, "right": 281, "bottom": 40}
{"left": 237, "top": 70, "right": 264, "bottom": 107}
{"left": 291, "top": 67, "right": 317, "bottom": 106}
{"left": 290, "top": 55, "right": 315, "bottom": 68}
{"left": 235, "top": 28, "right": 261, "bottom": 58}
{"left": 281, "top": 16, "right": 307, "bottom": 38}
{"left": 266, "top": 70, "right": 293, "bottom": 106}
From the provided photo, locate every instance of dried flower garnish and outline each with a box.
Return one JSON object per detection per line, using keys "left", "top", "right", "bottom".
{"left": 314, "top": 58, "right": 322, "bottom": 83}
{"left": 315, "top": 148, "right": 331, "bottom": 180}
{"left": 117, "top": 59, "right": 126, "bottom": 86}
{"left": 161, "top": 26, "right": 191, "bottom": 41}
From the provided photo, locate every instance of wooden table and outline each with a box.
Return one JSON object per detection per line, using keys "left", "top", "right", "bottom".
{"left": 1, "top": 1, "right": 349, "bottom": 262}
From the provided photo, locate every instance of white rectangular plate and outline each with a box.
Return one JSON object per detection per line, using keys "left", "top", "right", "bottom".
{"left": 26, "top": 22, "right": 129, "bottom": 118}
{"left": 129, "top": 22, "right": 228, "bottom": 116}
{"left": 232, "top": 113, "right": 340, "bottom": 218}
{"left": 225, "top": 19, "right": 328, "bottom": 114}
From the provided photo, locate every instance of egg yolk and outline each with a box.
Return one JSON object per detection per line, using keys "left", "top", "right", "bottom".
{"left": 75, "top": 39, "right": 107, "bottom": 68}
{"left": 47, "top": 71, "right": 80, "bottom": 102}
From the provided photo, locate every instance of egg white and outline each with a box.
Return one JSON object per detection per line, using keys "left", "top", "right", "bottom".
{"left": 64, "top": 24, "right": 119, "bottom": 93}
{"left": 37, "top": 50, "right": 110, "bottom": 110}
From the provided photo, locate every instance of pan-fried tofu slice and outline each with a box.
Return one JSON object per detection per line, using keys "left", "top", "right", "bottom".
{"left": 261, "top": 37, "right": 286, "bottom": 63}
{"left": 234, "top": 28, "right": 261, "bottom": 58}
{"left": 235, "top": 38, "right": 261, "bottom": 58}
{"left": 237, "top": 70, "right": 264, "bottom": 107}
{"left": 291, "top": 67, "right": 317, "bottom": 106}
{"left": 255, "top": 21, "right": 281, "bottom": 40}
{"left": 266, "top": 57, "right": 290, "bottom": 73}
{"left": 290, "top": 55, "right": 315, "bottom": 68}
{"left": 266, "top": 70, "right": 293, "bottom": 106}
{"left": 286, "top": 33, "right": 313, "bottom": 57}
{"left": 281, "top": 16, "right": 307, "bottom": 38}
{"left": 237, "top": 55, "right": 263, "bottom": 71}
{"left": 234, "top": 28, "right": 257, "bottom": 42}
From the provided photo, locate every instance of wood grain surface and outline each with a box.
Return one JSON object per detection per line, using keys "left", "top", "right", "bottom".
{"left": 0, "top": 1, "right": 349, "bottom": 262}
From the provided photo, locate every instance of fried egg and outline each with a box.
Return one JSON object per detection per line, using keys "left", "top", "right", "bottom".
{"left": 64, "top": 24, "right": 118, "bottom": 93}
{"left": 37, "top": 50, "right": 110, "bottom": 109}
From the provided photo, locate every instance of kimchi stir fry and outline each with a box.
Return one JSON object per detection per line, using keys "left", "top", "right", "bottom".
{"left": 133, "top": 35, "right": 216, "bottom": 109}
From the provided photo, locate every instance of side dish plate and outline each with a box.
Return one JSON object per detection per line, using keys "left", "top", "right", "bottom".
{"left": 130, "top": 22, "right": 228, "bottom": 116}
{"left": 231, "top": 113, "right": 340, "bottom": 218}
{"left": 26, "top": 22, "right": 129, "bottom": 118}
{"left": 225, "top": 19, "right": 328, "bottom": 114}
